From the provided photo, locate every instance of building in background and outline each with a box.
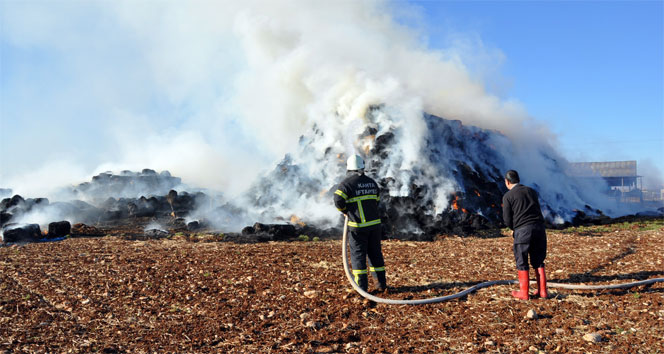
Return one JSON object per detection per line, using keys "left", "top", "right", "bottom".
{"left": 567, "top": 160, "right": 644, "bottom": 203}
{"left": 641, "top": 187, "right": 664, "bottom": 203}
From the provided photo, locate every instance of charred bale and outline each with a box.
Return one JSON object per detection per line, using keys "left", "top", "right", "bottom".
{"left": 2, "top": 224, "right": 42, "bottom": 242}
{"left": 100, "top": 197, "right": 131, "bottom": 220}
{"left": 470, "top": 214, "right": 491, "bottom": 230}
{"left": 138, "top": 197, "right": 160, "bottom": 216}
{"left": 102, "top": 208, "right": 126, "bottom": 221}
{"left": 138, "top": 196, "right": 172, "bottom": 217}
{"left": 171, "top": 217, "right": 187, "bottom": 229}
{"left": 371, "top": 132, "right": 395, "bottom": 161}
{"left": 125, "top": 199, "right": 156, "bottom": 218}
{"left": 1, "top": 195, "right": 25, "bottom": 215}
{"left": 9, "top": 195, "right": 25, "bottom": 208}
{"left": 187, "top": 221, "right": 201, "bottom": 231}
{"left": 48, "top": 221, "right": 71, "bottom": 238}
{"left": 380, "top": 195, "right": 429, "bottom": 239}
{"left": 252, "top": 223, "right": 297, "bottom": 240}
{"left": 572, "top": 209, "right": 606, "bottom": 226}
{"left": 171, "top": 192, "right": 196, "bottom": 215}
{"left": 144, "top": 228, "right": 169, "bottom": 239}
{"left": 1, "top": 212, "right": 12, "bottom": 227}
{"left": 267, "top": 224, "right": 297, "bottom": 240}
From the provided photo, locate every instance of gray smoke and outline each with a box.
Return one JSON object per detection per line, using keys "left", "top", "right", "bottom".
{"left": 0, "top": 1, "right": 643, "bottom": 233}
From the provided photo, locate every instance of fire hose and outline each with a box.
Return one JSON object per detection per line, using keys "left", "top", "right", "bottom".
{"left": 341, "top": 216, "right": 664, "bottom": 305}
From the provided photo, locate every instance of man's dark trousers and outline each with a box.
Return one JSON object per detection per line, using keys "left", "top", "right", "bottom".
{"left": 513, "top": 223, "right": 547, "bottom": 270}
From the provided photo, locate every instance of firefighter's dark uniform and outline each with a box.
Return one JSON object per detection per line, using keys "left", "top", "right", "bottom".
{"left": 502, "top": 184, "right": 547, "bottom": 271}
{"left": 333, "top": 171, "right": 386, "bottom": 292}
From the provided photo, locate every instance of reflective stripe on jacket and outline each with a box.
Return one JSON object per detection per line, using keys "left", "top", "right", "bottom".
{"left": 333, "top": 172, "right": 381, "bottom": 228}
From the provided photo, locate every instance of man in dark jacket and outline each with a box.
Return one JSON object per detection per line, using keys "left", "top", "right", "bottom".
{"left": 333, "top": 154, "right": 386, "bottom": 293}
{"left": 502, "top": 170, "right": 548, "bottom": 300}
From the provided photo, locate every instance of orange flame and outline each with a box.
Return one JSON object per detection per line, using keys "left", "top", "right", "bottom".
{"left": 451, "top": 195, "right": 468, "bottom": 213}
{"left": 337, "top": 153, "right": 345, "bottom": 164}
{"left": 357, "top": 135, "right": 375, "bottom": 155}
{"left": 290, "top": 215, "right": 306, "bottom": 227}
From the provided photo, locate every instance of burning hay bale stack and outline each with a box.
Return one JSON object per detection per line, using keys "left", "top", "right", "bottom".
{"left": 243, "top": 109, "right": 650, "bottom": 239}
{"left": 70, "top": 169, "right": 183, "bottom": 202}
{"left": 369, "top": 116, "right": 511, "bottom": 238}
{"left": 0, "top": 195, "right": 50, "bottom": 228}
{"left": 0, "top": 169, "right": 217, "bottom": 244}
{"left": 247, "top": 113, "right": 516, "bottom": 239}
{"left": 63, "top": 170, "right": 208, "bottom": 222}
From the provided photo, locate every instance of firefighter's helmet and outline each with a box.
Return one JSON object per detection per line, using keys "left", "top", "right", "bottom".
{"left": 347, "top": 154, "right": 365, "bottom": 170}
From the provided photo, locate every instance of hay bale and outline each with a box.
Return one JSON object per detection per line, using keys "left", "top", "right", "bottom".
{"left": 48, "top": 221, "right": 71, "bottom": 238}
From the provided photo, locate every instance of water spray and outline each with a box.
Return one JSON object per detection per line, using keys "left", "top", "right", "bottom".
{"left": 342, "top": 216, "right": 664, "bottom": 305}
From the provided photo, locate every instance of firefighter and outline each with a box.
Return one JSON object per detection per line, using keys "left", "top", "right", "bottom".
{"left": 502, "top": 169, "right": 548, "bottom": 300}
{"left": 333, "top": 154, "right": 387, "bottom": 293}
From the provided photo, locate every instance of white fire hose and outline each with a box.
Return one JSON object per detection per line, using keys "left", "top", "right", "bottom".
{"left": 342, "top": 216, "right": 664, "bottom": 305}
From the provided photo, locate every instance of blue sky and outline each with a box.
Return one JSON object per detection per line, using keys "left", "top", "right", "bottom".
{"left": 405, "top": 0, "right": 663, "bottom": 185}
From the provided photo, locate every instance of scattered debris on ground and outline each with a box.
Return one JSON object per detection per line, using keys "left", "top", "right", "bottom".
{"left": 1, "top": 222, "right": 662, "bottom": 353}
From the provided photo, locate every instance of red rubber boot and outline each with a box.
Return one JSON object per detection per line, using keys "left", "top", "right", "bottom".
{"left": 532, "top": 267, "right": 548, "bottom": 299}
{"left": 511, "top": 270, "right": 530, "bottom": 300}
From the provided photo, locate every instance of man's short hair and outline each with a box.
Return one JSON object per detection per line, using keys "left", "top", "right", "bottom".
{"left": 505, "top": 170, "right": 520, "bottom": 184}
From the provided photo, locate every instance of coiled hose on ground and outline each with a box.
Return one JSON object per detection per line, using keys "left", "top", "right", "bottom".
{"left": 341, "top": 216, "right": 664, "bottom": 305}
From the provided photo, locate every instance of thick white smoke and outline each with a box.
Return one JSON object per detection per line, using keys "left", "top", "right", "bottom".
{"left": 1, "top": 0, "right": 627, "bottom": 229}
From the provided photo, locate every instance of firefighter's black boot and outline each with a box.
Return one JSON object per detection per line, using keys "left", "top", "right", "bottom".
{"left": 371, "top": 267, "right": 387, "bottom": 292}
{"left": 353, "top": 270, "right": 369, "bottom": 292}
{"left": 358, "top": 275, "right": 368, "bottom": 292}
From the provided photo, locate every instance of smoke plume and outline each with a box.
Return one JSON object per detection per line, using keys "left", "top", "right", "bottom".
{"left": 1, "top": 0, "right": 636, "bottom": 232}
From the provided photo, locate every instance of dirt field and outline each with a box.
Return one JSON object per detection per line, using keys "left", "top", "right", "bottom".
{"left": 1, "top": 221, "right": 663, "bottom": 353}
